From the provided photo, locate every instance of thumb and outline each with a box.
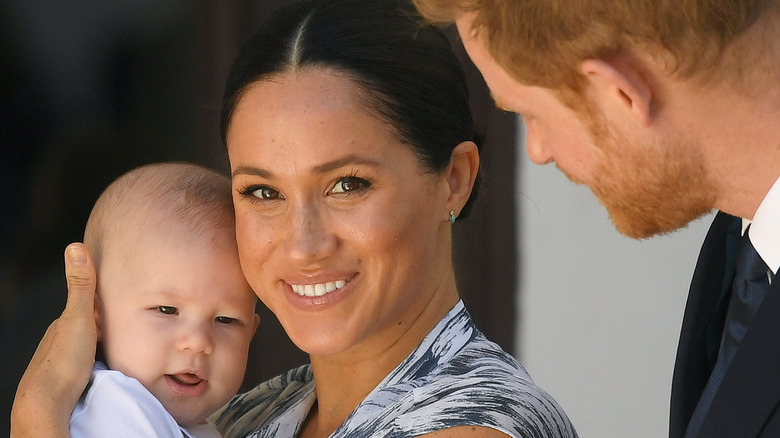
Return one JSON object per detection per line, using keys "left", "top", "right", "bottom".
{"left": 10, "top": 243, "right": 98, "bottom": 437}
{"left": 63, "top": 242, "right": 96, "bottom": 316}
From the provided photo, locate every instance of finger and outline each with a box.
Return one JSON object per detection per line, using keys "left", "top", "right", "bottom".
{"left": 63, "top": 242, "right": 96, "bottom": 316}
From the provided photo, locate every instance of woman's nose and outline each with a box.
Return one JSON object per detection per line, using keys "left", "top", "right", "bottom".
{"left": 176, "top": 323, "right": 214, "bottom": 355}
{"left": 285, "top": 202, "right": 338, "bottom": 264}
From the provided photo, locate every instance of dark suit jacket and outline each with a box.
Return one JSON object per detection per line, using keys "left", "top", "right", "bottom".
{"left": 670, "top": 212, "right": 780, "bottom": 437}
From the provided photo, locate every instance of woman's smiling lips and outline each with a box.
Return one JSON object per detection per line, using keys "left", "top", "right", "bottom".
{"left": 290, "top": 279, "right": 347, "bottom": 297}
{"left": 284, "top": 274, "right": 357, "bottom": 307}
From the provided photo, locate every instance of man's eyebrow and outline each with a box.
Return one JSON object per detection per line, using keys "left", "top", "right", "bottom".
{"left": 232, "top": 154, "right": 383, "bottom": 179}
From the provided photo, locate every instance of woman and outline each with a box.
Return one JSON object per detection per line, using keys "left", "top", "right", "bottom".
{"left": 12, "top": 0, "right": 577, "bottom": 437}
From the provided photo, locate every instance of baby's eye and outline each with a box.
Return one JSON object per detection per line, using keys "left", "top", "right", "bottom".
{"left": 215, "top": 316, "right": 237, "bottom": 325}
{"left": 156, "top": 306, "right": 178, "bottom": 315}
{"left": 332, "top": 177, "right": 370, "bottom": 194}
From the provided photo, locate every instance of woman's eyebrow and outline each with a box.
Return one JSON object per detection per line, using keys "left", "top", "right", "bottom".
{"left": 232, "top": 166, "right": 272, "bottom": 178}
{"left": 312, "top": 154, "right": 383, "bottom": 174}
{"left": 233, "top": 155, "right": 383, "bottom": 178}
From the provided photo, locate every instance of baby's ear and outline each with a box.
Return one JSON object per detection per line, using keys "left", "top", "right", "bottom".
{"left": 93, "top": 292, "right": 109, "bottom": 364}
{"left": 94, "top": 292, "right": 103, "bottom": 341}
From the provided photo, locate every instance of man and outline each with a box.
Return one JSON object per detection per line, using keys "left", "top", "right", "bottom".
{"left": 413, "top": 0, "right": 780, "bottom": 437}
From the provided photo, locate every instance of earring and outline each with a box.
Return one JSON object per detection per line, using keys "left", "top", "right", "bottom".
{"left": 449, "top": 210, "right": 456, "bottom": 224}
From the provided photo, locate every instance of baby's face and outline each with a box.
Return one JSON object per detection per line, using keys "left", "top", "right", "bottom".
{"left": 96, "top": 229, "right": 259, "bottom": 427}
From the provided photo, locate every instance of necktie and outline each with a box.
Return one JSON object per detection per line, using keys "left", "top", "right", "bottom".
{"left": 685, "top": 231, "right": 771, "bottom": 438}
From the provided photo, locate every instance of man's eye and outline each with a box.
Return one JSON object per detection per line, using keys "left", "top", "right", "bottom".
{"left": 157, "top": 306, "right": 178, "bottom": 315}
{"left": 332, "top": 177, "right": 370, "bottom": 194}
{"left": 216, "top": 316, "right": 236, "bottom": 325}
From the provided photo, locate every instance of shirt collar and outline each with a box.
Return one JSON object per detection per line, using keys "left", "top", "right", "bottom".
{"left": 744, "top": 175, "right": 780, "bottom": 274}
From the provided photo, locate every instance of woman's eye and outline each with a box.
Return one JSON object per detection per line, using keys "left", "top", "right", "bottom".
{"left": 238, "top": 184, "right": 281, "bottom": 201}
{"left": 156, "top": 306, "right": 178, "bottom": 315}
{"left": 216, "top": 316, "right": 237, "bottom": 325}
{"left": 251, "top": 186, "right": 280, "bottom": 200}
{"left": 332, "top": 177, "right": 370, "bottom": 194}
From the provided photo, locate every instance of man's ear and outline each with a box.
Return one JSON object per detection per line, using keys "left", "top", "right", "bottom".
{"left": 580, "top": 58, "right": 652, "bottom": 127}
{"left": 445, "top": 141, "right": 480, "bottom": 216}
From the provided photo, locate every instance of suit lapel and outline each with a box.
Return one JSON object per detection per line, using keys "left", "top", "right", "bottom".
{"left": 670, "top": 212, "right": 739, "bottom": 438}
{"left": 697, "top": 278, "right": 780, "bottom": 437}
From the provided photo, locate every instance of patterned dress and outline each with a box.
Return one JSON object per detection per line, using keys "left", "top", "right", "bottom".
{"left": 212, "top": 301, "right": 577, "bottom": 437}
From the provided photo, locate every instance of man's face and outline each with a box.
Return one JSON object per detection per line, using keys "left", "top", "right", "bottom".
{"left": 456, "top": 14, "right": 716, "bottom": 238}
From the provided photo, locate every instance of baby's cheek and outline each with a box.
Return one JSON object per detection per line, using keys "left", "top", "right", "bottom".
{"left": 217, "top": 337, "right": 251, "bottom": 390}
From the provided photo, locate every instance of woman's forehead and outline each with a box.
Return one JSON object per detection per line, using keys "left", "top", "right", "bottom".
{"left": 237, "top": 69, "right": 367, "bottom": 116}
{"left": 227, "top": 71, "right": 401, "bottom": 156}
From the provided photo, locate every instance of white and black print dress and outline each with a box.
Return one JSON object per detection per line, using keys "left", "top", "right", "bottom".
{"left": 213, "top": 301, "right": 577, "bottom": 438}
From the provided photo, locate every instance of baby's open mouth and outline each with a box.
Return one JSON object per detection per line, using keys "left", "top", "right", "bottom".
{"left": 168, "top": 373, "right": 203, "bottom": 386}
{"left": 165, "top": 372, "right": 208, "bottom": 396}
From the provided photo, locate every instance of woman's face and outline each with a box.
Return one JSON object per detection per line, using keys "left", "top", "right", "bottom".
{"left": 227, "top": 69, "right": 457, "bottom": 359}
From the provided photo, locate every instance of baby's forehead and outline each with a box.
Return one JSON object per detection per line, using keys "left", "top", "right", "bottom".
{"left": 98, "top": 235, "right": 255, "bottom": 306}
{"left": 102, "top": 217, "right": 237, "bottom": 266}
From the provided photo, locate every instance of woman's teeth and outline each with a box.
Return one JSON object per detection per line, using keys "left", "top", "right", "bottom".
{"left": 291, "top": 280, "right": 347, "bottom": 297}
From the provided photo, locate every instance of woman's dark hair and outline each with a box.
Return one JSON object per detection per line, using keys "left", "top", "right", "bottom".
{"left": 221, "top": 0, "right": 481, "bottom": 217}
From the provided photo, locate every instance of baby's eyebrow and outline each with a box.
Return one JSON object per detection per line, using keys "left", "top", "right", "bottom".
{"left": 141, "top": 289, "right": 182, "bottom": 302}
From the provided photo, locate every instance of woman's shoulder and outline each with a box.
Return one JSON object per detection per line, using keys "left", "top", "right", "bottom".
{"left": 442, "top": 330, "right": 532, "bottom": 384}
{"left": 375, "top": 302, "right": 577, "bottom": 436}
{"left": 210, "top": 364, "right": 315, "bottom": 438}
{"left": 420, "top": 306, "right": 554, "bottom": 400}
{"left": 412, "top": 334, "right": 577, "bottom": 437}
{"left": 340, "top": 330, "right": 577, "bottom": 438}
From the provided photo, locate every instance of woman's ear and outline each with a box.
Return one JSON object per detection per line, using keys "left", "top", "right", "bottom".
{"left": 580, "top": 58, "right": 653, "bottom": 127}
{"left": 445, "top": 141, "right": 480, "bottom": 215}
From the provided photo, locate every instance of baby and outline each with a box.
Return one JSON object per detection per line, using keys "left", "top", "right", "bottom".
{"left": 69, "top": 163, "right": 259, "bottom": 438}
